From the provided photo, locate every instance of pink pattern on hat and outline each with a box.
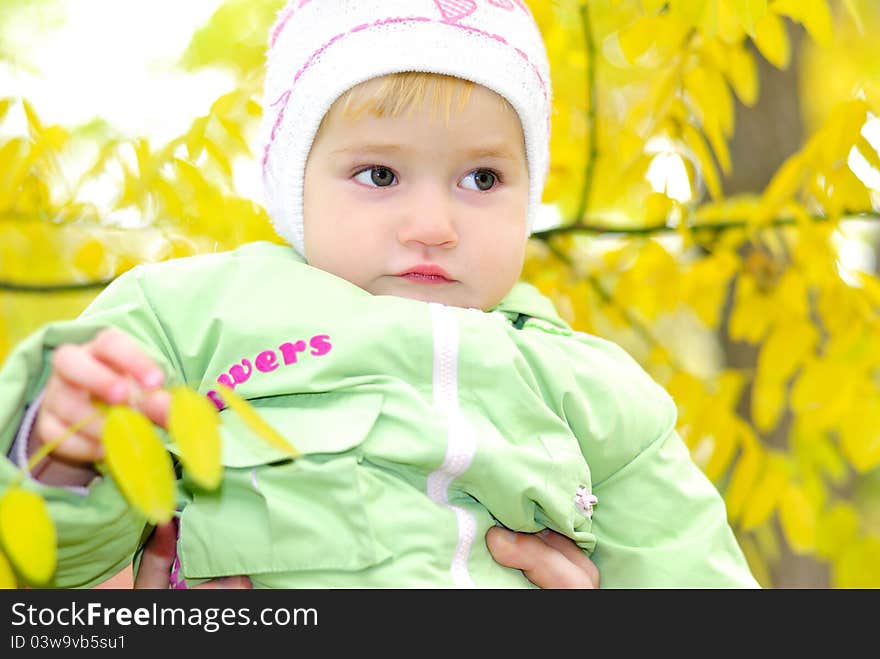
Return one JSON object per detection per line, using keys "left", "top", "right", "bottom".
{"left": 270, "top": 0, "right": 315, "bottom": 47}
{"left": 434, "top": 0, "right": 477, "bottom": 23}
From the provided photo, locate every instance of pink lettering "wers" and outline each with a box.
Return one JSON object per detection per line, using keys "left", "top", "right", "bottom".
{"left": 207, "top": 334, "right": 332, "bottom": 410}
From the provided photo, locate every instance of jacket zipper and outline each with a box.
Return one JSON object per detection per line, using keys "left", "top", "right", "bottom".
{"left": 426, "top": 303, "right": 477, "bottom": 588}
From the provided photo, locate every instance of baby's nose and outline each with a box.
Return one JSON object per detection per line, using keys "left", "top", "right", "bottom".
{"left": 397, "top": 189, "right": 458, "bottom": 247}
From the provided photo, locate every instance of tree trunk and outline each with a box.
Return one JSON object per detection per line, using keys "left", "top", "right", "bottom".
{"left": 719, "top": 23, "right": 830, "bottom": 587}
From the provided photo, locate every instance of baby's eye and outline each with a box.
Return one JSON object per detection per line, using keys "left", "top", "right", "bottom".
{"left": 461, "top": 169, "right": 499, "bottom": 192}
{"left": 354, "top": 166, "right": 397, "bottom": 187}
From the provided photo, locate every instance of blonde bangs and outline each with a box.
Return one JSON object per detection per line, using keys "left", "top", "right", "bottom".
{"left": 325, "top": 72, "right": 512, "bottom": 128}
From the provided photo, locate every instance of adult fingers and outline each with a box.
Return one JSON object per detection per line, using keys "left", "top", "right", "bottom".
{"left": 193, "top": 576, "right": 253, "bottom": 590}
{"left": 536, "top": 530, "right": 600, "bottom": 588}
{"left": 87, "top": 329, "right": 165, "bottom": 391}
{"left": 134, "top": 523, "right": 178, "bottom": 589}
{"left": 485, "top": 527, "right": 597, "bottom": 589}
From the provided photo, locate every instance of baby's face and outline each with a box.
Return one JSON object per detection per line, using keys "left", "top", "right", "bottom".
{"left": 303, "top": 81, "right": 529, "bottom": 311}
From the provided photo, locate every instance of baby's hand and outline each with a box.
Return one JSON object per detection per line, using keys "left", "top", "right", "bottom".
{"left": 30, "top": 328, "right": 170, "bottom": 484}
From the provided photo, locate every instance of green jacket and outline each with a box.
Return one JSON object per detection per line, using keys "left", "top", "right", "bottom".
{"left": 0, "top": 241, "right": 757, "bottom": 588}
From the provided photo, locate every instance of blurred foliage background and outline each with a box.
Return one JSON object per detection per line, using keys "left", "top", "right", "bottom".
{"left": 2, "top": 0, "right": 880, "bottom": 587}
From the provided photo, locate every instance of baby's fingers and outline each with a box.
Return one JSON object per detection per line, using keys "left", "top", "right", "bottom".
{"left": 45, "top": 379, "right": 106, "bottom": 443}
{"left": 34, "top": 408, "right": 104, "bottom": 464}
{"left": 87, "top": 329, "right": 165, "bottom": 391}
{"left": 52, "top": 344, "right": 130, "bottom": 404}
{"left": 139, "top": 389, "right": 171, "bottom": 430}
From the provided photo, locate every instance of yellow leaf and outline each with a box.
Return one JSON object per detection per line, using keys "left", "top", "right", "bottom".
{"left": 704, "top": 119, "right": 732, "bottom": 174}
{"left": 791, "top": 359, "right": 855, "bottom": 430}
{"left": 778, "top": 483, "right": 816, "bottom": 553}
{"left": 641, "top": 0, "right": 667, "bottom": 12}
{"left": 725, "top": 44, "right": 758, "bottom": 106}
{"left": 682, "top": 249, "right": 739, "bottom": 328}
{"left": 245, "top": 100, "right": 262, "bottom": 118}
{"left": 757, "top": 319, "right": 818, "bottom": 383}
{"left": 717, "top": 0, "right": 746, "bottom": 42}
{"left": 72, "top": 239, "right": 109, "bottom": 280}
{"left": 816, "top": 99, "right": 869, "bottom": 167}
{"left": 685, "top": 64, "right": 735, "bottom": 137}
{"left": 186, "top": 116, "right": 210, "bottom": 160}
{"left": 21, "top": 99, "right": 44, "bottom": 138}
{"left": 815, "top": 503, "right": 859, "bottom": 560}
{"left": 210, "top": 91, "right": 238, "bottom": 118}
{"left": 751, "top": 375, "right": 786, "bottom": 434}
{"left": 39, "top": 125, "right": 70, "bottom": 155}
{"left": 217, "top": 116, "right": 251, "bottom": 156}
{"left": 644, "top": 192, "right": 673, "bottom": 225}
{"left": 841, "top": 0, "right": 863, "bottom": 34}
{"left": 704, "top": 424, "right": 738, "bottom": 482}
{"left": 683, "top": 123, "right": 723, "bottom": 199}
{"left": 697, "top": 0, "right": 720, "bottom": 37}
{"left": 725, "top": 445, "right": 764, "bottom": 523}
{"left": 740, "top": 453, "right": 787, "bottom": 530}
{"left": 102, "top": 407, "right": 176, "bottom": 524}
{"left": 671, "top": 0, "right": 709, "bottom": 26}
{"left": 217, "top": 385, "right": 302, "bottom": 458}
{"left": 168, "top": 386, "right": 223, "bottom": 490}
{"left": 838, "top": 394, "right": 880, "bottom": 472}
{"left": 832, "top": 537, "right": 880, "bottom": 588}
{"left": 753, "top": 10, "right": 790, "bottom": 68}
{"left": 856, "top": 136, "right": 880, "bottom": 174}
{"left": 751, "top": 152, "right": 806, "bottom": 225}
{"left": 728, "top": 0, "right": 768, "bottom": 36}
{"left": 771, "top": 0, "right": 832, "bottom": 47}
{"left": 0, "top": 98, "right": 13, "bottom": 124}
{"left": 809, "top": 432, "right": 848, "bottom": 486}
{"left": 204, "top": 139, "right": 233, "bottom": 178}
{"left": 0, "top": 487, "right": 57, "bottom": 585}
{"left": 0, "top": 550, "right": 16, "bottom": 588}
{"left": 618, "top": 15, "right": 661, "bottom": 63}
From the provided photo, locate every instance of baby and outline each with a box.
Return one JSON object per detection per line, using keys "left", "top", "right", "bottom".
{"left": 0, "top": 0, "right": 757, "bottom": 588}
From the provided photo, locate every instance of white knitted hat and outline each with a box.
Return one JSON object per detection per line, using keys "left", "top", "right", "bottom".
{"left": 261, "top": 0, "right": 552, "bottom": 257}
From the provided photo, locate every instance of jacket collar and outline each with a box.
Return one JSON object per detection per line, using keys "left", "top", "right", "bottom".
{"left": 285, "top": 246, "right": 568, "bottom": 330}
{"left": 491, "top": 282, "right": 571, "bottom": 331}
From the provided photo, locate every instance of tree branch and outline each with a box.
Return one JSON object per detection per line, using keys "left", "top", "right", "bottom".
{"left": 3, "top": 212, "right": 879, "bottom": 293}
{"left": 0, "top": 279, "right": 115, "bottom": 293}
{"left": 535, "top": 210, "right": 880, "bottom": 239}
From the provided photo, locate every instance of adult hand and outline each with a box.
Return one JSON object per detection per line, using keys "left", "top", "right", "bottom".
{"left": 484, "top": 527, "right": 599, "bottom": 589}
{"left": 133, "top": 523, "right": 252, "bottom": 589}
{"left": 131, "top": 523, "right": 598, "bottom": 589}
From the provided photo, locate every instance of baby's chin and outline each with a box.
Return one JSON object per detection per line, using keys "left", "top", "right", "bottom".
{"left": 368, "top": 278, "right": 485, "bottom": 310}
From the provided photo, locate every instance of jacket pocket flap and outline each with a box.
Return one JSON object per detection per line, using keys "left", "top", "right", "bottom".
{"left": 169, "top": 391, "right": 383, "bottom": 468}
